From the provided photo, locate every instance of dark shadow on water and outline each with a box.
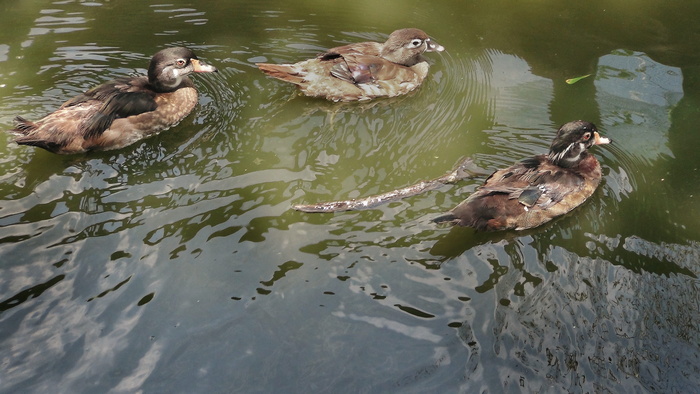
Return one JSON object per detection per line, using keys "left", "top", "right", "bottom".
{"left": 429, "top": 216, "right": 697, "bottom": 279}
{"left": 0, "top": 274, "right": 65, "bottom": 314}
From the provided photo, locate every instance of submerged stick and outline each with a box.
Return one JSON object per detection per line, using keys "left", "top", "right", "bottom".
{"left": 292, "top": 157, "right": 487, "bottom": 213}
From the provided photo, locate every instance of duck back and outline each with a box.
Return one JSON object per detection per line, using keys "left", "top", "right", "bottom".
{"left": 443, "top": 154, "right": 603, "bottom": 231}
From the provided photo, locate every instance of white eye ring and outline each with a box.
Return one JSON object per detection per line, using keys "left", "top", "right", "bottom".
{"left": 409, "top": 39, "right": 423, "bottom": 48}
{"left": 176, "top": 58, "right": 186, "bottom": 67}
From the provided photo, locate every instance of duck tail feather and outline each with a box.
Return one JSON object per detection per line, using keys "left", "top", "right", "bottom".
{"left": 432, "top": 212, "right": 458, "bottom": 225}
{"left": 14, "top": 136, "right": 62, "bottom": 153}
{"left": 256, "top": 63, "right": 305, "bottom": 85}
{"left": 11, "top": 116, "right": 38, "bottom": 135}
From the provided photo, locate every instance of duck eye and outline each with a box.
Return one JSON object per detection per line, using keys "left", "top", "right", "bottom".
{"left": 409, "top": 39, "right": 423, "bottom": 48}
{"left": 176, "top": 59, "right": 186, "bottom": 67}
{"left": 582, "top": 132, "right": 591, "bottom": 141}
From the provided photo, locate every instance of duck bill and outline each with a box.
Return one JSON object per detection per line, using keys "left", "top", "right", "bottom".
{"left": 593, "top": 131, "right": 611, "bottom": 145}
{"left": 191, "top": 59, "right": 218, "bottom": 73}
{"left": 426, "top": 39, "right": 445, "bottom": 52}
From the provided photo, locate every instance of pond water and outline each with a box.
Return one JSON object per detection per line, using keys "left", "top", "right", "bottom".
{"left": 1, "top": 1, "right": 699, "bottom": 393}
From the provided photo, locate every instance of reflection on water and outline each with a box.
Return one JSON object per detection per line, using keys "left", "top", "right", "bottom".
{"left": 1, "top": 1, "right": 700, "bottom": 393}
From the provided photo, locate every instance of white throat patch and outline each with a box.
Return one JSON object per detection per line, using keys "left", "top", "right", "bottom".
{"left": 551, "top": 142, "right": 584, "bottom": 165}
{"left": 162, "top": 66, "right": 184, "bottom": 88}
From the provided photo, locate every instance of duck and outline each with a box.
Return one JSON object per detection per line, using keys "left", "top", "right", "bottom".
{"left": 434, "top": 121, "right": 611, "bottom": 231}
{"left": 256, "top": 28, "right": 444, "bottom": 102}
{"left": 9, "top": 47, "right": 218, "bottom": 154}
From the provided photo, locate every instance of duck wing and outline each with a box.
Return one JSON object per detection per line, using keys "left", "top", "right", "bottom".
{"left": 331, "top": 54, "right": 420, "bottom": 85}
{"left": 480, "top": 156, "right": 584, "bottom": 209}
{"left": 64, "top": 76, "right": 158, "bottom": 138}
{"left": 321, "top": 42, "right": 390, "bottom": 84}
{"left": 328, "top": 55, "right": 385, "bottom": 84}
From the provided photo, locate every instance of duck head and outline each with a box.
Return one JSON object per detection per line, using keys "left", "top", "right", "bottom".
{"left": 380, "top": 28, "right": 444, "bottom": 66}
{"left": 148, "top": 47, "right": 217, "bottom": 92}
{"left": 548, "top": 120, "right": 611, "bottom": 168}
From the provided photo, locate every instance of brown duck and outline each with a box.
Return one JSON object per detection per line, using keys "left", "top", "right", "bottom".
{"left": 434, "top": 121, "right": 611, "bottom": 231}
{"left": 9, "top": 47, "right": 217, "bottom": 154}
{"left": 256, "top": 28, "right": 444, "bottom": 102}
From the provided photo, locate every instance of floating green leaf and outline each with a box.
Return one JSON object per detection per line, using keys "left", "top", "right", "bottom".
{"left": 565, "top": 74, "right": 592, "bottom": 84}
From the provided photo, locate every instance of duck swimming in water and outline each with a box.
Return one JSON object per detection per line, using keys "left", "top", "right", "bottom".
{"left": 257, "top": 28, "right": 444, "bottom": 102}
{"left": 9, "top": 47, "right": 217, "bottom": 154}
{"left": 434, "top": 121, "right": 611, "bottom": 231}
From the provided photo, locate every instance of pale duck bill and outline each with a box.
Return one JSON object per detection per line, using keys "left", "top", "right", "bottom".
{"left": 425, "top": 39, "right": 445, "bottom": 52}
{"left": 191, "top": 59, "right": 218, "bottom": 73}
{"left": 593, "top": 131, "right": 611, "bottom": 145}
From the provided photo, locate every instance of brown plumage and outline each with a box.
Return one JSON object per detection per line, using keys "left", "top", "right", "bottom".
{"left": 434, "top": 121, "right": 611, "bottom": 231}
{"left": 257, "top": 28, "right": 444, "bottom": 102}
{"left": 9, "top": 47, "right": 217, "bottom": 154}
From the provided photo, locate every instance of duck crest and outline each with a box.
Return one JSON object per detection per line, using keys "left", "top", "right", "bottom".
{"left": 380, "top": 28, "right": 434, "bottom": 66}
{"left": 547, "top": 120, "right": 609, "bottom": 168}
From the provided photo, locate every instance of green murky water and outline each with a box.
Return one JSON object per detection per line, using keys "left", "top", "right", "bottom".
{"left": 1, "top": 1, "right": 699, "bottom": 392}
